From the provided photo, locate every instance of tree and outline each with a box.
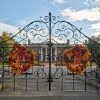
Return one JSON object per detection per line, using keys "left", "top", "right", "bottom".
{"left": 87, "top": 35, "right": 100, "bottom": 68}
{"left": 0, "top": 32, "right": 15, "bottom": 47}
{"left": 0, "top": 32, "right": 15, "bottom": 64}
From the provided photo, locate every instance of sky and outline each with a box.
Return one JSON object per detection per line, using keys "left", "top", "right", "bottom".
{"left": 0, "top": 0, "right": 100, "bottom": 43}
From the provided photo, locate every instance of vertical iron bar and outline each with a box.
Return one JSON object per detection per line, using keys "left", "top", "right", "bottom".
{"left": 48, "top": 12, "right": 52, "bottom": 91}
{"left": 37, "top": 71, "right": 38, "bottom": 91}
{"left": 32, "top": 47, "right": 34, "bottom": 74}
{"left": 73, "top": 73, "right": 74, "bottom": 91}
{"left": 25, "top": 73, "right": 27, "bottom": 91}
{"left": 43, "top": 54, "right": 45, "bottom": 70}
{"left": 96, "top": 59, "right": 98, "bottom": 90}
{"left": 37, "top": 45, "right": 40, "bottom": 66}
{"left": 2, "top": 47, "right": 4, "bottom": 90}
{"left": 56, "top": 46, "right": 58, "bottom": 71}
{"left": 85, "top": 68, "right": 87, "bottom": 92}
{"left": 61, "top": 45, "right": 63, "bottom": 91}
{"left": 90, "top": 61, "right": 92, "bottom": 73}
{"left": 13, "top": 74, "right": 15, "bottom": 91}
{"left": 36, "top": 45, "right": 39, "bottom": 91}
{"left": 61, "top": 73, "right": 63, "bottom": 91}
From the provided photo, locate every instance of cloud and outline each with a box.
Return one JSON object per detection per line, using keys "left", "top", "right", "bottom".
{"left": 16, "top": 16, "right": 34, "bottom": 27}
{"left": 61, "top": 7, "right": 100, "bottom": 22}
{"left": 93, "top": 32, "right": 100, "bottom": 36}
{"left": 91, "top": 22, "right": 100, "bottom": 36}
{"left": 91, "top": 22, "right": 100, "bottom": 31}
{"left": 53, "top": 0, "right": 64, "bottom": 3}
{"left": 52, "top": 0, "right": 65, "bottom": 5}
{"left": 84, "top": 0, "right": 100, "bottom": 7}
{"left": 0, "top": 18, "right": 8, "bottom": 23}
{"left": 0, "top": 23, "right": 19, "bottom": 35}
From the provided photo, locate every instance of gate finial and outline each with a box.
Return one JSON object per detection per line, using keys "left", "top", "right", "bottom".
{"left": 49, "top": 12, "right": 51, "bottom": 16}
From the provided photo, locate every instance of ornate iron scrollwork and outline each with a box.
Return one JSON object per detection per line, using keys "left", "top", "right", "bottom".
{"left": 1, "top": 12, "right": 100, "bottom": 91}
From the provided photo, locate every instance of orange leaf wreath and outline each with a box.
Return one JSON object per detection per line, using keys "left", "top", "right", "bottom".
{"left": 64, "top": 45, "right": 91, "bottom": 75}
{"left": 9, "top": 44, "right": 37, "bottom": 74}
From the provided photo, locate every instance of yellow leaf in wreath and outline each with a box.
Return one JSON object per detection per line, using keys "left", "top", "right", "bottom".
{"left": 34, "top": 61, "right": 37, "bottom": 65}
{"left": 86, "top": 61, "right": 90, "bottom": 66}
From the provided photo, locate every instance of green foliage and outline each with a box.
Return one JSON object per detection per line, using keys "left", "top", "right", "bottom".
{"left": 87, "top": 35, "right": 100, "bottom": 68}
{"left": 0, "top": 32, "right": 16, "bottom": 64}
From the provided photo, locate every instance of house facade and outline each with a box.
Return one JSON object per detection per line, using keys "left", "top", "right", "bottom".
{"left": 27, "top": 39, "right": 71, "bottom": 62}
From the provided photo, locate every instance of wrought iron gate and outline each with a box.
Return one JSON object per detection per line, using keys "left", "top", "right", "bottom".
{"left": 0, "top": 12, "right": 100, "bottom": 92}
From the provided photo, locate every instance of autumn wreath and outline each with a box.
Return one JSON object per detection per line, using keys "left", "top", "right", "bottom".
{"left": 64, "top": 45, "right": 91, "bottom": 74}
{"left": 9, "top": 44, "right": 37, "bottom": 74}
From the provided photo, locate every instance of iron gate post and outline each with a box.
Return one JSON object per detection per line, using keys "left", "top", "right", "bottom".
{"left": 48, "top": 12, "right": 52, "bottom": 91}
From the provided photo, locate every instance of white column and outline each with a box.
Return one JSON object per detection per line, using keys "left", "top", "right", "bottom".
{"left": 55, "top": 47, "right": 57, "bottom": 61}
{"left": 46, "top": 48, "right": 47, "bottom": 61}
